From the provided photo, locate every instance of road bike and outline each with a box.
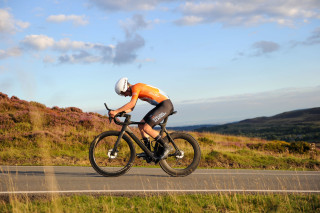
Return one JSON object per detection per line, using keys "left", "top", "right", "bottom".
{"left": 89, "top": 103, "right": 201, "bottom": 177}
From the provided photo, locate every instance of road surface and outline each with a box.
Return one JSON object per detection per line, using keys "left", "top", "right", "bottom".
{"left": 1, "top": 166, "right": 319, "bottom": 197}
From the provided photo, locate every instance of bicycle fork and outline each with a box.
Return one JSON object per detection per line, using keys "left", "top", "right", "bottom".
{"left": 110, "top": 124, "right": 127, "bottom": 157}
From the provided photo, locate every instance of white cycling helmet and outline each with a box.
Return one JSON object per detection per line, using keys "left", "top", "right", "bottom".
{"left": 115, "top": 77, "right": 128, "bottom": 95}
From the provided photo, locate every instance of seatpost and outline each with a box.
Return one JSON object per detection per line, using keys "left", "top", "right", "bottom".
{"left": 159, "top": 117, "right": 168, "bottom": 136}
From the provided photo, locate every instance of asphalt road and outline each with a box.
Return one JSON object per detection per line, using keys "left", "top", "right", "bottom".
{"left": 1, "top": 166, "right": 320, "bottom": 197}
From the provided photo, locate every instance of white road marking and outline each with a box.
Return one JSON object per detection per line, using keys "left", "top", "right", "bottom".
{"left": 193, "top": 173, "right": 320, "bottom": 176}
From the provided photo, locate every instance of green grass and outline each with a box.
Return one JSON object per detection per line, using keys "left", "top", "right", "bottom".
{"left": 1, "top": 130, "right": 319, "bottom": 170}
{"left": 1, "top": 194, "right": 319, "bottom": 213}
{"left": 202, "top": 148, "right": 320, "bottom": 170}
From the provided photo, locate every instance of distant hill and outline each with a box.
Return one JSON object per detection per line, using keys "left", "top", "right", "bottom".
{"left": 155, "top": 124, "right": 218, "bottom": 131}
{"left": 196, "top": 107, "right": 320, "bottom": 143}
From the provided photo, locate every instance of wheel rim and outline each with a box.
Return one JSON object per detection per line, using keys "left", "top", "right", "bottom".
{"left": 165, "top": 137, "right": 195, "bottom": 170}
{"left": 93, "top": 135, "right": 132, "bottom": 173}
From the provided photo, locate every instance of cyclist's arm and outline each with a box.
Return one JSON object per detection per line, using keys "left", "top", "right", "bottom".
{"left": 114, "top": 98, "right": 137, "bottom": 114}
{"left": 110, "top": 92, "right": 139, "bottom": 117}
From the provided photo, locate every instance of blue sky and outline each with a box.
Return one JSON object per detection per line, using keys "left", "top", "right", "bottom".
{"left": 1, "top": 0, "right": 320, "bottom": 126}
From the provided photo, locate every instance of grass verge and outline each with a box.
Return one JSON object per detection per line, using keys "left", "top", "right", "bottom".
{"left": 0, "top": 194, "right": 319, "bottom": 212}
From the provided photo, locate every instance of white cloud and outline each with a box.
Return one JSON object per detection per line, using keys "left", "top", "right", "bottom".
{"left": 4, "top": 14, "right": 148, "bottom": 65}
{"left": 233, "top": 40, "right": 281, "bottom": 60}
{"left": 18, "top": 33, "right": 144, "bottom": 65}
{"left": 0, "top": 47, "right": 22, "bottom": 59}
{"left": 46, "top": 14, "right": 89, "bottom": 26}
{"left": 54, "top": 38, "right": 92, "bottom": 51}
{"left": 176, "top": 0, "right": 320, "bottom": 27}
{"left": 252, "top": 41, "right": 280, "bottom": 56}
{"left": 58, "top": 51, "right": 102, "bottom": 64}
{"left": 89, "top": 0, "right": 170, "bottom": 11}
{"left": 120, "top": 14, "right": 150, "bottom": 37}
{"left": 43, "top": 55, "right": 56, "bottom": 63}
{"left": 0, "top": 8, "right": 29, "bottom": 34}
{"left": 174, "top": 15, "right": 204, "bottom": 26}
{"left": 292, "top": 27, "right": 320, "bottom": 46}
{"left": 113, "top": 34, "right": 145, "bottom": 64}
{"left": 56, "top": 15, "right": 148, "bottom": 64}
{"left": 21, "top": 35, "right": 55, "bottom": 50}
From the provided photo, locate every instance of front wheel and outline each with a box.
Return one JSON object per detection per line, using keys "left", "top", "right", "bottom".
{"left": 159, "top": 132, "right": 201, "bottom": 177}
{"left": 89, "top": 131, "right": 136, "bottom": 177}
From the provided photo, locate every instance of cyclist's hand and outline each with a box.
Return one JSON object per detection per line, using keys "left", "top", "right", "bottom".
{"left": 108, "top": 110, "right": 117, "bottom": 120}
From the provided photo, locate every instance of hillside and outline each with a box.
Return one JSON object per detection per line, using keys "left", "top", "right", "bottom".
{"left": 0, "top": 92, "right": 113, "bottom": 134}
{"left": 0, "top": 92, "right": 319, "bottom": 170}
{"left": 196, "top": 107, "right": 320, "bottom": 143}
{"left": 0, "top": 92, "right": 121, "bottom": 165}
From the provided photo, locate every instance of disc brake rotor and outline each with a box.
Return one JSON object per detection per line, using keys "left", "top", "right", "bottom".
{"left": 176, "top": 150, "right": 184, "bottom": 159}
{"left": 108, "top": 149, "right": 118, "bottom": 159}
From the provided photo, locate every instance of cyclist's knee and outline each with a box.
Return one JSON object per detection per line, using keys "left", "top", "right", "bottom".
{"left": 142, "top": 123, "right": 152, "bottom": 133}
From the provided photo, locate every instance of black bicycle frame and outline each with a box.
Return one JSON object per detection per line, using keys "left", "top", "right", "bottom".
{"left": 104, "top": 102, "right": 179, "bottom": 160}
{"left": 110, "top": 111, "right": 178, "bottom": 161}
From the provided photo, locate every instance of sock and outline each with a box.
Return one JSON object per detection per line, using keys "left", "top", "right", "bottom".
{"left": 143, "top": 137, "right": 151, "bottom": 150}
{"left": 142, "top": 137, "right": 150, "bottom": 143}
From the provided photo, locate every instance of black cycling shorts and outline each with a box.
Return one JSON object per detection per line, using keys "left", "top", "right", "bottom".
{"left": 143, "top": 99, "right": 174, "bottom": 127}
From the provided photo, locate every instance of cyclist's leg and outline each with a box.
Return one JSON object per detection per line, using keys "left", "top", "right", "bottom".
{"left": 139, "top": 120, "right": 158, "bottom": 138}
{"left": 139, "top": 99, "right": 173, "bottom": 138}
{"left": 140, "top": 100, "right": 174, "bottom": 160}
{"left": 138, "top": 119, "right": 157, "bottom": 138}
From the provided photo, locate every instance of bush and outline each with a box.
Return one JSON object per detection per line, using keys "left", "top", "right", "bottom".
{"left": 10, "top": 111, "right": 30, "bottom": 123}
{"left": 0, "top": 114, "right": 15, "bottom": 131}
{"left": 289, "top": 142, "right": 311, "bottom": 154}
{"left": 66, "top": 107, "right": 83, "bottom": 113}
{"left": 198, "top": 137, "right": 216, "bottom": 145}
{"left": 30, "top": 101, "right": 47, "bottom": 109}
{"left": 264, "top": 141, "right": 289, "bottom": 153}
{"left": 14, "top": 122, "right": 33, "bottom": 132}
{"left": 247, "top": 141, "right": 290, "bottom": 153}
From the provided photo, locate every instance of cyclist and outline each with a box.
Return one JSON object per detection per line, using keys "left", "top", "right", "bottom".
{"left": 109, "top": 77, "right": 174, "bottom": 162}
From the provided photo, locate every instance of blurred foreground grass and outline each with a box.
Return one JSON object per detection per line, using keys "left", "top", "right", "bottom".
{"left": 1, "top": 194, "right": 319, "bottom": 213}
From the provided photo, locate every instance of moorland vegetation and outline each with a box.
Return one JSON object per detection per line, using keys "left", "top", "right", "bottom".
{"left": 0, "top": 92, "right": 319, "bottom": 170}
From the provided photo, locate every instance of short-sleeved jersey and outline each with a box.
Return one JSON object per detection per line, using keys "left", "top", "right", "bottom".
{"left": 131, "top": 83, "right": 169, "bottom": 106}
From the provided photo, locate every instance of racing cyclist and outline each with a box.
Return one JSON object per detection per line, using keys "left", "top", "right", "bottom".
{"left": 109, "top": 77, "right": 174, "bottom": 162}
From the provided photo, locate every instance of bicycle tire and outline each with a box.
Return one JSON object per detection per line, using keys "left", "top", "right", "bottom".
{"left": 89, "top": 131, "right": 136, "bottom": 177}
{"left": 159, "top": 132, "right": 201, "bottom": 177}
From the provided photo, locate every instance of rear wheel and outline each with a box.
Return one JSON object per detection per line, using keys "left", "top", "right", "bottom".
{"left": 159, "top": 132, "right": 201, "bottom": 177}
{"left": 89, "top": 131, "right": 135, "bottom": 177}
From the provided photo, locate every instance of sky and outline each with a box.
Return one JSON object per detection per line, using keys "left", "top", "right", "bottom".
{"left": 0, "top": 0, "right": 320, "bottom": 126}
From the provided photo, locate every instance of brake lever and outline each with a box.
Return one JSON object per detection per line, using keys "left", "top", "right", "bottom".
{"left": 104, "top": 103, "right": 112, "bottom": 111}
{"left": 105, "top": 103, "right": 114, "bottom": 124}
{"left": 118, "top": 111, "right": 126, "bottom": 117}
{"left": 104, "top": 103, "right": 126, "bottom": 124}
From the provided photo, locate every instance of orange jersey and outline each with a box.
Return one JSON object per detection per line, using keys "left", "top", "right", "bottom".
{"left": 131, "top": 83, "right": 169, "bottom": 106}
